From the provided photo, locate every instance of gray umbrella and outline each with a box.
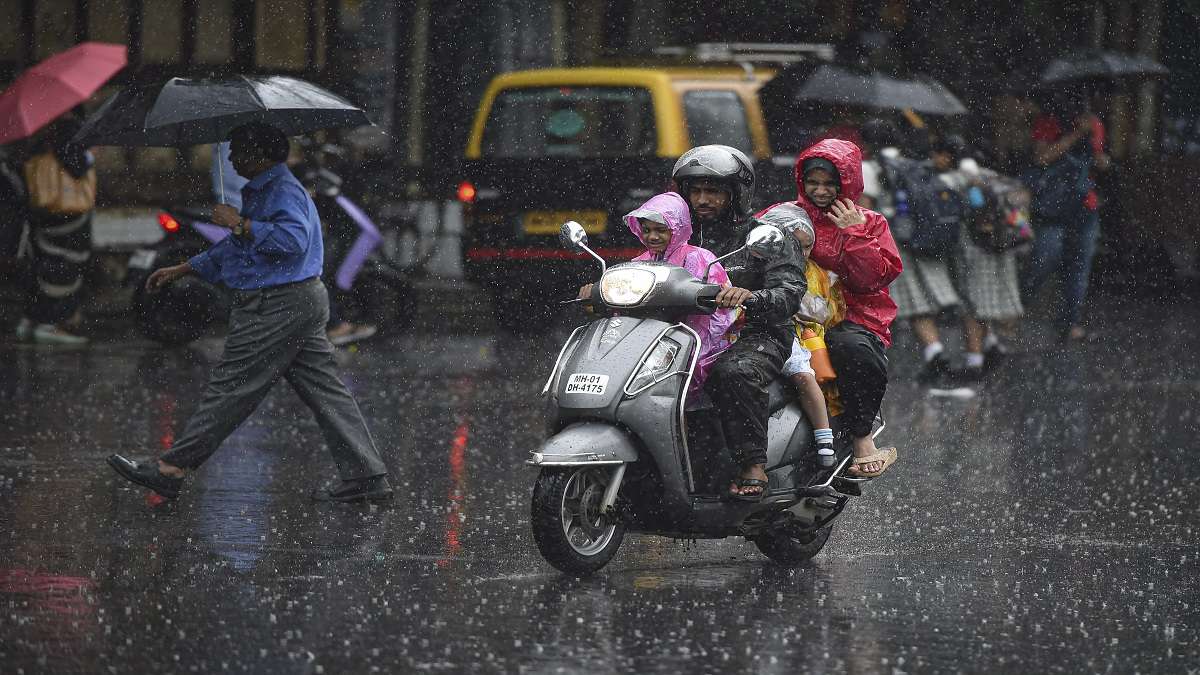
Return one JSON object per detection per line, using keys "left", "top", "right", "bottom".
{"left": 73, "top": 75, "right": 371, "bottom": 147}
{"left": 1040, "top": 49, "right": 1168, "bottom": 84}
{"left": 762, "top": 64, "right": 968, "bottom": 116}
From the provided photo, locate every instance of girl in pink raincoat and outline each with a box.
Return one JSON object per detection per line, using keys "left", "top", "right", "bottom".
{"left": 623, "top": 192, "right": 736, "bottom": 398}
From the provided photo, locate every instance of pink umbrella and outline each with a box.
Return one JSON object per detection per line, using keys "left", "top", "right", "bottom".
{"left": 0, "top": 42, "right": 127, "bottom": 144}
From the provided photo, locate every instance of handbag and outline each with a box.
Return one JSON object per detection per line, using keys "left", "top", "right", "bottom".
{"left": 24, "top": 153, "right": 97, "bottom": 216}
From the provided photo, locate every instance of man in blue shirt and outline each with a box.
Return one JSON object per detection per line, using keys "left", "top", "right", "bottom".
{"left": 108, "top": 123, "right": 391, "bottom": 502}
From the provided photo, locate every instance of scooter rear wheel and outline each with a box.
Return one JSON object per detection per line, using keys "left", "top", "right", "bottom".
{"left": 753, "top": 525, "right": 832, "bottom": 566}
{"left": 531, "top": 467, "right": 625, "bottom": 576}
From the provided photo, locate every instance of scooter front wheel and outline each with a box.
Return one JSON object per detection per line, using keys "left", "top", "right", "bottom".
{"left": 531, "top": 467, "right": 626, "bottom": 576}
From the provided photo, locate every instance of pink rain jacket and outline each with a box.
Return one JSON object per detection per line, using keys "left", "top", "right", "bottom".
{"left": 624, "top": 192, "right": 735, "bottom": 394}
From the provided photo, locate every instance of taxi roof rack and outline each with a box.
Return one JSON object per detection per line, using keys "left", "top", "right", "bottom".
{"left": 651, "top": 42, "right": 836, "bottom": 65}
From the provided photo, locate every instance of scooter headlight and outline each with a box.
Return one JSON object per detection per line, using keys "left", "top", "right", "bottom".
{"left": 628, "top": 338, "right": 681, "bottom": 393}
{"left": 600, "top": 268, "right": 656, "bottom": 307}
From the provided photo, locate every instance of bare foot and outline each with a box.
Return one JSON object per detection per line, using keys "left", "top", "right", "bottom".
{"left": 729, "top": 463, "right": 768, "bottom": 497}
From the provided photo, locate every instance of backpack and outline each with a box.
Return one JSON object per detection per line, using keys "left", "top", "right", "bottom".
{"left": 878, "top": 155, "right": 962, "bottom": 258}
{"left": 24, "top": 152, "right": 96, "bottom": 216}
{"left": 965, "top": 173, "right": 1034, "bottom": 253}
{"left": 1025, "top": 146, "right": 1092, "bottom": 222}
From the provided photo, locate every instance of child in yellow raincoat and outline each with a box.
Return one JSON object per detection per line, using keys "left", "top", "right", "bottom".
{"left": 759, "top": 204, "right": 846, "bottom": 469}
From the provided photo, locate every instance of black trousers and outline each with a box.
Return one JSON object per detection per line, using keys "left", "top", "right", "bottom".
{"left": 826, "top": 321, "right": 889, "bottom": 438}
{"left": 705, "top": 334, "right": 788, "bottom": 467}
{"left": 25, "top": 211, "right": 91, "bottom": 324}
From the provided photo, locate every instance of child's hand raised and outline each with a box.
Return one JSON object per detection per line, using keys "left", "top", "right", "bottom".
{"left": 828, "top": 198, "right": 866, "bottom": 229}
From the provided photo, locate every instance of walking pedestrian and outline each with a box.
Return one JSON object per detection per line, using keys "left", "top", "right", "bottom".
{"left": 938, "top": 139, "right": 1025, "bottom": 380}
{"left": 1020, "top": 88, "right": 1109, "bottom": 343}
{"left": 108, "top": 122, "right": 392, "bottom": 502}
{"left": 15, "top": 115, "right": 95, "bottom": 345}
{"left": 865, "top": 128, "right": 960, "bottom": 383}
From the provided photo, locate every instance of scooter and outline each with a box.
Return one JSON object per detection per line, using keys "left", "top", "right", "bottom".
{"left": 529, "top": 221, "right": 882, "bottom": 575}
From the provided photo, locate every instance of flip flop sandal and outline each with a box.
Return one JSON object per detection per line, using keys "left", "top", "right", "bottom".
{"left": 846, "top": 447, "right": 898, "bottom": 478}
{"left": 731, "top": 477, "right": 769, "bottom": 502}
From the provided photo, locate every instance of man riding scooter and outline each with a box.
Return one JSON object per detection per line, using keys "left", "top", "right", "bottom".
{"left": 671, "top": 145, "right": 808, "bottom": 500}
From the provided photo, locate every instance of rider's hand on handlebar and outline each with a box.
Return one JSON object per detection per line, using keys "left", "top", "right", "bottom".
{"left": 577, "top": 283, "right": 594, "bottom": 301}
{"left": 715, "top": 286, "right": 754, "bottom": 309}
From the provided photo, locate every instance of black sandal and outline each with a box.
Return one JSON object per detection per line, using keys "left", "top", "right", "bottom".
{"left": 731, "top": 477, "right": 769, "bottom": 502}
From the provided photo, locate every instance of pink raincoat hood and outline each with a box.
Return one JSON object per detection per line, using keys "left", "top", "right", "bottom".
{"left": 623, "top": 191, "right": 734, "bottom": 398}
{"left": 624, "top": 192, "right": 693, "bottom": 263}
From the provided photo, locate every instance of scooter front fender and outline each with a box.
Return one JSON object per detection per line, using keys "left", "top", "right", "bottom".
{"left": 527, "top": 422, "right": 638, "bottom": 466}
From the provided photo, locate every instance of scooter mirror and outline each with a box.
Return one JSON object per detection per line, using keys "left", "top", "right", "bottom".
{"left": 559, "top": 221, "right": 589, "bottom": 251}
{"left": 560, "top": 220, "right": 607, "bottom": 275}
{"left": 745, "top": 224, "right": 785, "bottom": 260}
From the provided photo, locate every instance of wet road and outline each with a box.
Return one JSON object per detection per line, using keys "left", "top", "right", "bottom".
{"left": 1, "top": 290, "right": 1198, "bottom": 674}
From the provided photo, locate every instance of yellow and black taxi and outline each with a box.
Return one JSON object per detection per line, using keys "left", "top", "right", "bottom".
{"left": 458, "top": 65, "right": 777, "bottom": 327}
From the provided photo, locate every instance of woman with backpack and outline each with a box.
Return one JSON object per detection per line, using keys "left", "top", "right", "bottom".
{"left": 865, "top": 130, "right": 961, "bottom": 385}
{"left": 938, "top": 138, "right": 1028, "bottom": 380}
{"left": 14, "top": 115, "right": 95, "bottom": 345}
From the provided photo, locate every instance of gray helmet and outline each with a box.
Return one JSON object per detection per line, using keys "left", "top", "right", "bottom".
{"left": 671, "top": 145, "right": 756, "bottom": 217}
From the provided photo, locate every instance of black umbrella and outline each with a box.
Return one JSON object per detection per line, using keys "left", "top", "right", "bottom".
{"left": 761, "top": 63, "right": 968, "bottom": 116}
{"left": 73, "top": 75, "right": 371, "bottom": 147}
{"left": 1039, "top": 49, "right": 1168, "bottom": 85}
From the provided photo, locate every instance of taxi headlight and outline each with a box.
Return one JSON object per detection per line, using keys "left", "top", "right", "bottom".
{"left": 600, "top": 268, "right": 656, "bottom": 306}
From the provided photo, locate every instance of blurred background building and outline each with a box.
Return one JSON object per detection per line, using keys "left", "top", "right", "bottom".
{"left": 1, "top": 0, "right": 1196, "bottom": 287}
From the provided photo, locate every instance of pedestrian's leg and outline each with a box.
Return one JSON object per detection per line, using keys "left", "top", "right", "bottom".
{"left": 1057, "top": 213, "right": 1100, "bottom": 337}
{"left": 283, "top": 283, "right": 387, "bottom": 480}
{"left": 159, "top": 298, "right": 302, "bottom": 470}
{"left": 1019, "top": 224, "right": 1065, "bottom": 310}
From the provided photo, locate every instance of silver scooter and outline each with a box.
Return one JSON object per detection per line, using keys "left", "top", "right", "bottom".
{"left": 529, "top": 221, "right": 881, "bottom": 575}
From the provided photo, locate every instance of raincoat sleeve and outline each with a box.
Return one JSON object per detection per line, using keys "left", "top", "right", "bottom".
{"left": 682, "top": 249, "right": 735, "bottom": 357}
{"left": 243, "top": 184, "right": 312, "bottom": 258}
{"left": 825, "top": 210, "right": 902, "bottom": 294}
{"left": 748, "top": 228, "right": 806, "bottom": 323}
{"left": 188, "top": 238, "right": 236, "bottom": 284}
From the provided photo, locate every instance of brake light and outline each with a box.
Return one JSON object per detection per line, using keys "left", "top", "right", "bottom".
{"left": 157, "top": 212, "right": 181, "bottom": 233}
{"left": 456, "top": 181, "right": 477, "bottom": 203}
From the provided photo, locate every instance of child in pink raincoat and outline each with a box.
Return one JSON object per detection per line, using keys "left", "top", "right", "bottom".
{"left": 624, "top": 192, "right": 735, "bottom": 397}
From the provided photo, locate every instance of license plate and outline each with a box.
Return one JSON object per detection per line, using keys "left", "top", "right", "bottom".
{"left": 523, "top": 210, "right": 607, "bottom": 235}
{"left": 127, "top": 249, "right": 157, "bottom": 270}
{"left": 565, "top": 373, "right": 609, "bottom": 395}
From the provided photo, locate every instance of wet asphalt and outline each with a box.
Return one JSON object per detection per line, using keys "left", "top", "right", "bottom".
{"left": 1, "top": 288, "right": 1198, "bottom": 674}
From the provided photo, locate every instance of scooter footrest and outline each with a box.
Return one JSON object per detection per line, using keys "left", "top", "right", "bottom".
{"left": 795, "top": 484, "right": 846, "bottom": 500}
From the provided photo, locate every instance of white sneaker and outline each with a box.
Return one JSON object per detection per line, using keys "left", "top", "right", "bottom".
{"left": 32, "top": 323, "right": 88, "bottom": 345}
{"left": 14, "top": 317, "right": 32, "bottom": 341}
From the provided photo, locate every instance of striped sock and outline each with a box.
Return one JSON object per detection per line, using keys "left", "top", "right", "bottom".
{"left": 814, "top": 428, "right": 834, "bottom": 446}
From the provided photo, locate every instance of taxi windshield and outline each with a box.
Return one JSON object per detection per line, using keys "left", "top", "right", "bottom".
{"left": 481, "top": 86, "right": 656, "bottom": 158}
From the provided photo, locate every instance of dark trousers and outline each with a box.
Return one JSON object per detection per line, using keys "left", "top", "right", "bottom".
{"left": 705, "top": 334, "right": 788, "bottom": 467}
{"left": 826, "top": 321, "right": 889, "bottom": 438}
{"left": 160, "top": 278, "right": 388, "bottom": 480}
{"left": 25, "top": 211, "right": 91, "bottom": 324}
{"left": 1020, "top": 212, "right": 1100, "bottom": 335}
